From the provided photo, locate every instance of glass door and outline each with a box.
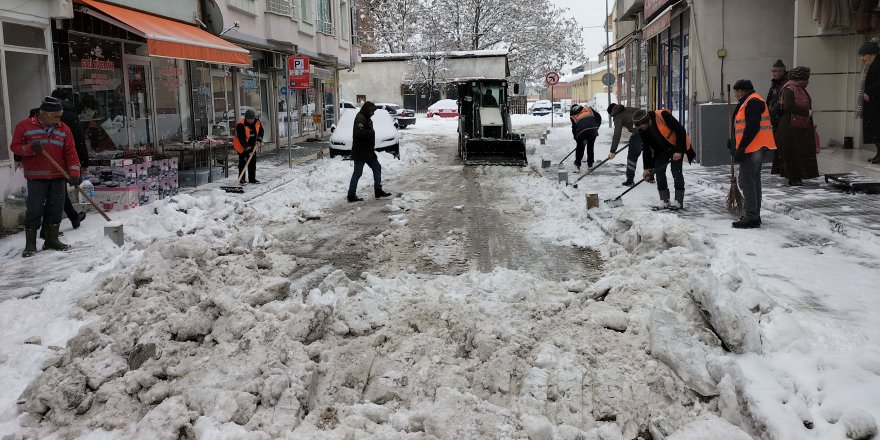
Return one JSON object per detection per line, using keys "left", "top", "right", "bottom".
{"left": 123, "top": 57, "right": 154, "bottom": 149}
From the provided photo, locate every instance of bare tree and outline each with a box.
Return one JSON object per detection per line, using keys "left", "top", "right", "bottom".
{"left": 357, "top": 0, "right": 422, "bottom": 53}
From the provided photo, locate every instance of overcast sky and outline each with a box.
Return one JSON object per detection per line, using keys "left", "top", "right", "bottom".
{"left": 549, "top": 0, "right": 611, "bottom": 69}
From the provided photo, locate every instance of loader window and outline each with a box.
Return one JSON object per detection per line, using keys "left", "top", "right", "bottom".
{"left": 481, "top": 87, "right": 500, "bottom": 107}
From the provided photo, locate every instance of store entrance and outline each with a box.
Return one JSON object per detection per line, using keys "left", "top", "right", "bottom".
{"left": 123, "top": 56, "right": 154, "bottom": 149}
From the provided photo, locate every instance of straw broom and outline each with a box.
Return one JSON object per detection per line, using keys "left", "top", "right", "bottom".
{"left": 725, "top": 84, "right": 744, "bottom": 215}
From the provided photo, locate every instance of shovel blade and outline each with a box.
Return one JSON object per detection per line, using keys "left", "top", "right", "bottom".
{"left": 221, "top": 186, "right": 245, "bottom": 194}
{"left": 604, "top": 198, "right": 624, "bottom": 208}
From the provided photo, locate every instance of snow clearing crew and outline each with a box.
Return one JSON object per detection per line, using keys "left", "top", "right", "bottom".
{"left": 10, "top": 96, "right": 81, "bottom": 258}
{"left": 234, "top": 109, "right": 264, "bottom": 184}
{"left": 348, "top": 101, "right": 392, "bottom": 202}
{"left": 606, "top": 103, "right": 645, "bottom": 186}
{"left": 633, "top": 108, "right": 694, "bottom": 210}
{"left": 569, "top": 104, "right": 601, "bottom": 172}
{"left": 730, "top": 79, "right": 777, "bottom": 229}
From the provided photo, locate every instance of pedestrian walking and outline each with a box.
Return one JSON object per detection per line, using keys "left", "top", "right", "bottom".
{"left": 771, "top": 66, "right": 820, "bottom": 185}
{"left": 633, "top": 108, "right": 694, "bottom": 210}
{"left": 10, "top": 96, "right": 82, "bottom": 257}
{"left": 767, "top": 59, "right": 788, "bottom": 130}
{"left": 730, "top": 80, "right": 777, "bottom": 229}
{"left": 233, "top": 109, "right": 263, "bottom": 183}
{"left": 347, "top": 101, "right": 392, "bottom": 202}
{"left": 857, "top": 38, "right": 880, "bottom": 164}
{"left": 569, "top": 104, "right": 601, "bottom": 172}
{"left": 606, "top": 103, "right": 644, "bottom": 186}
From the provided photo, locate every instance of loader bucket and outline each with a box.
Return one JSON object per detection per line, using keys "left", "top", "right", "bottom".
{"left": 461, "top": 138, "right": 528, "bottom": 166}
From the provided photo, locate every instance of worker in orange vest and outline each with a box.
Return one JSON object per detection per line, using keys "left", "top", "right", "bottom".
{"left": 234, "top": 109, "right": 264, "bottom": 184}
{"left": 633, "top": 108, "right": 694, "bottom": 210}
{"left": 569, "top": 104, "right": 601, "bottom": 172}
{"left": 730, "top": 79, "right": 777, "bottom": 229}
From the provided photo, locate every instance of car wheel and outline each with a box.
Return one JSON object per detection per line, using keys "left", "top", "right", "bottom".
{"left": 398, "top": 123, "right": 407, "bottom": 129}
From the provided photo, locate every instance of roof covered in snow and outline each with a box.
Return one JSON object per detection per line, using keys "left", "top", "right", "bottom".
{"left": 361, "top": 50, "right": 509, "bottom": 62}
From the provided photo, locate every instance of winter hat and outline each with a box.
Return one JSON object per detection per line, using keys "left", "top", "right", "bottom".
{"left": 632, "top": 109, "right": 650, "bottom": 126}
{"left": 244, "top": 109, "right": 257, "bottom": 119}
{"left": 732, "top": 79, "right": 755, "bottom": 91}
{"left": 569, "top": 104, "right": 584, "bottom": 116}
{"left": 607, "top": 103, "right": 617, "bottom": 114}
{"left": 788, "top": 66, "right": 811, "bottom": 81}
{"left": 39, "top": 96, "right": 63, "bottom": 112}
{"left": 858, "top": 38, "right": 879, "bottom": 55}
{"left": 361, "top": 101, "right": 376, "bottom": 113}
{"left": 772, "top": 59, "right": 786, "bottom": 70}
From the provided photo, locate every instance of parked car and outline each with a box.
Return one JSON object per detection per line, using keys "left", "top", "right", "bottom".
{"left": 531, "top": 100, "right": 552, "bottom": 116}
{"left": 376, "top": 103, "right": 416, "bottom": 128}
{"left": 340, "top": 100, "right": 359, "bottom": 114}
{"left": 426, "top": 99, "right": 459, "bottom": 118}
{"left": 329, "top": 108, "right": 400, "bottom": 158}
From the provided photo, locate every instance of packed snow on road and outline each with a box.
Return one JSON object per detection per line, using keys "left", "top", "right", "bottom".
{"left": 1, "top": 114, "right": 879, "bottom": 440}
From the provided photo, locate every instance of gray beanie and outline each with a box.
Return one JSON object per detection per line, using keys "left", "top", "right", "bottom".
{"left": 39, "top": 96, "right": 63, "bottom": 112}
{"left": 632, "top": 109, "right": 650, "bottom": 125}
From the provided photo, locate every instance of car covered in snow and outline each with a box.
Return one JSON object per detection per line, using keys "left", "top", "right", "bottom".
{"left": 531, "top": 100, "right": 552, "bottom": 116}
{"left": 426, "top": 99, "right": 459, "bottom": 118}
{"left": 376, "top": 103, "right": 416, "bottom": 128}
{"left": 329, "top": 108, "right": 400, "bottom": 158}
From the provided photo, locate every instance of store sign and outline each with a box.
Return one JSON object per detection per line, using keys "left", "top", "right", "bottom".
{"left": 643, "top": 9, "right": 672, "bottom": 40}
{"left": 644, "top": 0, "right": 675, "bottom": 20}
{"left": 289, "top": 56, "right": 310, "bottom": 89}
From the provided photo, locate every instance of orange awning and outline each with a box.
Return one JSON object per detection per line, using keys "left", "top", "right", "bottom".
{"left": 78, "top": 0, "right": 250, "bottom": 66}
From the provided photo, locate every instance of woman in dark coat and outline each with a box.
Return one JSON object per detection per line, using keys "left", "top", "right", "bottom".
{"left": 858, "top": 39, "right": 880, "bottom": 164}
{"left": 771, "top": 66, "right": 820, "bottom": 185}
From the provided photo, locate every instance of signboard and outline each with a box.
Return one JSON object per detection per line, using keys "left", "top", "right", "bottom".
{"left": 644, "top": 0, "right": 674, "bottom": 20}
{"left": 545, "top": 71, "right": 560, "bottom": 86}
{"left": 643, "top": 9, "right": 672, "bottom": 40}
{"left": 279, "top": 86, "right": 288, "bottom": 96}
{"left": 288, "top": 56, "right": 310, "bottom": 89}
{"left": 602, "top": 73, "right": 616, "bottom": 86}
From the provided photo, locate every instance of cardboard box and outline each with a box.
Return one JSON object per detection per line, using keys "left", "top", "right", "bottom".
{"left": 110, "top": 158, "right": 134, "bottom": 166}
{"left": 93, "top": 186, "right": 140, "bottom": 211}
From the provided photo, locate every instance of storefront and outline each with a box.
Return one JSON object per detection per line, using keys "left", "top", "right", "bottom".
{"left": 643, "top": 1, "right": 689, "bottom": 126}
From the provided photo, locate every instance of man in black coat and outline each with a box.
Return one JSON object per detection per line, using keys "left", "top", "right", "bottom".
{"left": 859, "top": 39, "right": 880, "bottom": 164}
{"left": 347, "top": 101, "right": 392, "bottom": 202}
{"left": 767, "top": 59, "right": 788, "bottom": 129}
{"left": 634, "top": 108, "right": 693, "bottom": 210}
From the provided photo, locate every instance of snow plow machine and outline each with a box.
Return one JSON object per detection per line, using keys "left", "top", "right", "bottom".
{"left": 456, "top": 78, "right": 527, "bottom": 166}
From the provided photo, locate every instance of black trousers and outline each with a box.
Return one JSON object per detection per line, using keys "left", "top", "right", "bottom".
{"left": 238, "top": 151, "right": 257, "bottom": 182}
{"left": 654, "top": 155, "right": 684, "bottom": 192}
{"left": 574, "top": 132, "right": 597, "bottom": 168}
{"left": 625, "top": 132, "right": 643, "bottom": 182}
{"left": 26, "top": 179, "right": 65, "bottom": 229}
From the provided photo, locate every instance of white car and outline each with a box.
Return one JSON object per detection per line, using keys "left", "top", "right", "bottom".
{"left": 329, "top": 108, "right": 400, "bottom": 158}
{"left": 531, "top": 100, "right": 552, "bottom": 116}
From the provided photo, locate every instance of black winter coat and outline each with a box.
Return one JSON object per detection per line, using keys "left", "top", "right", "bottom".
{"left": 639, "top": 110, "right": 688, "bottom": 168}
{"left": 863, "top": 57, "right": 880, "bottom": 142}
{"left": 351, "top": 107, "right": 377, "bottom": 161}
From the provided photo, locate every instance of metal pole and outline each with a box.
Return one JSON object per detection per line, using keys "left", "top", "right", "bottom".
{"left": 287, "top": 85, "right": 291, "bottom": 168}
{"left": 551, "top": 84, "right": 554, "bottom": 127}
{"left": 606, "top": 0, "right": 612, "bottom": 127}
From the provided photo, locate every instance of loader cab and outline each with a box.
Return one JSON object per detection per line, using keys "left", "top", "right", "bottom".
{"left": 455, "top": 78, "right": 527, "bottom": 165}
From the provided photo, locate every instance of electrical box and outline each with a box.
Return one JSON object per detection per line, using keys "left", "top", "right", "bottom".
{"left": 697, "top": 102, "right": 736, "bottom": 167}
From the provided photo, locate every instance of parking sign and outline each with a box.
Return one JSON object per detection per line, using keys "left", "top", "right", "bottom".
{"left": 289, "top": 56, "right": 310, "bottom": 89}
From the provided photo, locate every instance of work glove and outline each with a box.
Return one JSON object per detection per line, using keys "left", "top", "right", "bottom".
{"left": 733, "top": 147, "right": 746, "bottom": 164}
{"left": 244, "top": 147, "right": 254, "bottom": 155}
{"left": 608, "top": 152, "right": 616, "bottom": 160}
{"left": 30, "top": 141, "right": 43, "bottom": 155}
{"left": 67, "top": 176, "right": 81, "bottom": 187}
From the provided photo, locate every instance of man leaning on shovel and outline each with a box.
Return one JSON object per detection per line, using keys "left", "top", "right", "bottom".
{"left": 10, "top": 96, "right": 81, "bottom": 258}
{"left": 234, "top": 109, "right": 264, "bottom": 184}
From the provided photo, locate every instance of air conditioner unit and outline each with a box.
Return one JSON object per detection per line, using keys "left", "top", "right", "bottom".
{"left": 266, "top": 52, "right": 285, "bottom": 70}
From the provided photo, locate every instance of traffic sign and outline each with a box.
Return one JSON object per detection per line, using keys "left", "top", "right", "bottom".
{"left": 279, "top": 86, "right": 288, "bottom": 96}
{"left": 602, "top": 73, "right": 616, "bottom": 86}
{"left": 288, "top": 56, "right": 310, "bottom": 89}
{"left": 545, "top": 71, "right": 560, "bottom": 86}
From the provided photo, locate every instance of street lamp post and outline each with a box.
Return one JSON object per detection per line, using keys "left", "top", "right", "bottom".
{"left": 605, "top": 0, "right": 612, "bottom": 127}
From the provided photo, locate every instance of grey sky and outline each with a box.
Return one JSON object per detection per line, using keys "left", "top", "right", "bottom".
{"left": 549, "top": 0, "right": 611, "bottom": 68}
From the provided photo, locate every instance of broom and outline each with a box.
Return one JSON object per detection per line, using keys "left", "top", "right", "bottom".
{"left": 725, "top": 83, "right": 744, "bottom": 215}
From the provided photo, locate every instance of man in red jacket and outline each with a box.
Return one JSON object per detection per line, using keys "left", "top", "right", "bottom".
{"left": 10, "top": 96, "right": 81, "bottom": 257}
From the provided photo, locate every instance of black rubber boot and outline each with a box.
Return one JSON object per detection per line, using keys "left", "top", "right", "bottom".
{"left": 22, "top": 228, "right": 38, "bottom": 258}
{"left": 347, "top": 195, "right": 364, "bottom": 202}
{"left": 42, "top": 224, "right": 71, "bottom": 251}
{"left": 375, "top": 189, "right": 392, "bottom": 199}
{"left": 38, "top": 225, "right": 63, "bottom": 239}
{"left": 71, "top": 211, "right": 86, "bottom": 229}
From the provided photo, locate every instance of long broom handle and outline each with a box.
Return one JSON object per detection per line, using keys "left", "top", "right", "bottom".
{"left": 608, "top": 177, "right": 646, "bottom": 201}
{"left": 573, "top": 143, "right": 630, "bottom": 184}
{"left": 234, "top": 142, "right": 260, "bottom": 185}
{"left": 41, "top": 150, "right": 112, "bottom": 222}
{"left": 557, "top": 147, "right": 577, "bottom": 165}
{"left": 727, "top": 84, "right": 736, "bottom": 179}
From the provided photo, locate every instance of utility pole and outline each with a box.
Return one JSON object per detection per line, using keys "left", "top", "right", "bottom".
{"left": 605, "top": 0, "right": 612, "bottom": 127}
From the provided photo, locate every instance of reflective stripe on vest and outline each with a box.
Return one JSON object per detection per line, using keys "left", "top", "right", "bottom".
{"left": 570, "top": 107, "right": 595, "bottom": 125}
{"left": 233, "top": 119, "right": 262, "bottom": 153}
{"left": 734, "top": 93, "right": 776, "bottom": 153}
{"left": 654, "top": 109, "right": 692, "bottom": 150}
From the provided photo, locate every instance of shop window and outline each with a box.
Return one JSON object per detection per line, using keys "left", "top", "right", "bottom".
{"left": 68, "top": 34, "right": 126, "bottom": 152}
{"left": 212, "top": 72, "right": 234, "bottom": 136}
{"left": 0, "top": 63, "right": 6, "bottom": 161}
{"left": 2, "top": 22, "right": 46, "bottom": 49}
{"left": 153, "top": 58, "right": 191, "bottom": 143}
{"left": 5, "top": 51, "right": 50, "bottom": 121}
{"left": 300, "top": 0, "right": 314, "bottom": 23}
{"left": 189, "top": 62, "right": 214, "bottom": 140}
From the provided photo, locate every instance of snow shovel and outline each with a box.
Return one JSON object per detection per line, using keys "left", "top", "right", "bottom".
{"left": 221, "top": 143, "right": 260, "bottom": 194}
{"left": 41, "top": 150, "right": 112, "bottom": 222}
{"left": 571, "top": 143, "right": 630, "bottom": 188}
{"left": 604, "top": 177, "right": 645, "bottom": 207}
{"left": 557, "top": 147, "right": 577, "bottom": 166}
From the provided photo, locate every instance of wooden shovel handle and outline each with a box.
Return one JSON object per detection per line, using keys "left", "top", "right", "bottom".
{"left": 40, "top": 150, "right": 112, "bottom": 222}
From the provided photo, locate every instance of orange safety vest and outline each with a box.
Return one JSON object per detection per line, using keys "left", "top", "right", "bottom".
{"left": 653, "top": 109, "right": 692, "bottom": 151}
{"left": 734, "top": 93, "right": 776, "bottom": 153}
{"left": 570, "top": 106, "right": 595, "bottom": 125}
{"left": 233, "top": 119, "right": 262, "bottom": 154}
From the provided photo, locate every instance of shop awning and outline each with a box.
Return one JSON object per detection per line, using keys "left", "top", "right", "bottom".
{"left": 77, "top": 0, "right": 251, "bottom": 66}
{"left": 642, "top": 0, "right": 686, "bottom": 40}
{"left": 603, "top": 31, "right": 638, "bottom": 55}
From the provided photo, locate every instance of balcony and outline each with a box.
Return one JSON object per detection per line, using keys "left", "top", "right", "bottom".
{"left": 266, "top": 0, "right": 292, "bottom": 16}
{"left": 318, "top": 19, "right": 334, "bottom": 35}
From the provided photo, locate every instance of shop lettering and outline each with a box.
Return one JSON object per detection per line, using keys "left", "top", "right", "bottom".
{"left": 80, "top": 58, "right": 115, "bottom": 70}
{"left": 83, "top": 72, "right": 113, "bottom": 90}
{"left": 160, "top": 66, "right": 183, "bottom": 77}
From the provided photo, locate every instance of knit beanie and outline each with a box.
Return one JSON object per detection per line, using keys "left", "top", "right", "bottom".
{"left": 39, "top": 96, "right": 63, "bottom": 112}
{"left": 607, "top": 103, "right": 617, "bottom": 115}
{"left": 788, "top": 66, "right": 811, "bottom": 81}
{"left": 858, "top": 39, "right": 879, "bottom": 55}
{"left": 732, "top": 79, "right": 754, "bottom": 91}
{"left": 632, "top": 109, "right": 650, "bottom": 126}
{"left": 772, "top": 59, "right": 786, "bottom": 69}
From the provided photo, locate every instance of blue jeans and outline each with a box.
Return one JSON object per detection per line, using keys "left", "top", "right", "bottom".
{"left": 26, "top": 179, "right": 65, "bottom": 229}
{"left": 348, "top": 157, "right": 382, "bottom": 197}
{"left": 738, "top": 148, "right": 772, "bottom": 221}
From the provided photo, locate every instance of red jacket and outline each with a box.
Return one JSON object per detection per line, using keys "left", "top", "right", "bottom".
{"left": 10, "top": 116, "right": 80, "bottom": 180}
